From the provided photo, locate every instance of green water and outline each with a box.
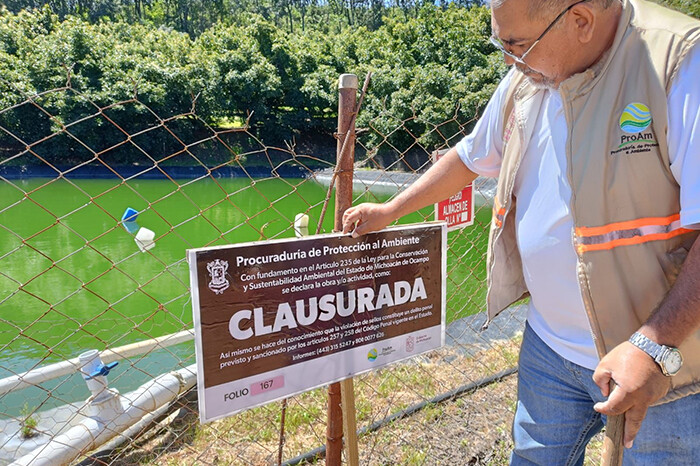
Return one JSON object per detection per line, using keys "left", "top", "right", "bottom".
{"left": 0, "top": 176, "right": 489, "bottom": 415}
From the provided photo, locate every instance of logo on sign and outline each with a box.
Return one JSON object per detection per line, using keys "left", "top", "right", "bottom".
{"left": 405, "top": 336, "right": 415, "bottom": 353}
{"left": 367, "top": 348, "right": 378, "bottom": 361}
{"left": 207, "top": 259, "right": 230, "bottom": 294}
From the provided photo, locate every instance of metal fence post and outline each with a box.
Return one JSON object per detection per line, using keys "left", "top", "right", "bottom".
{"left": 325, "top": 73, "right": 359, "bottom": 465}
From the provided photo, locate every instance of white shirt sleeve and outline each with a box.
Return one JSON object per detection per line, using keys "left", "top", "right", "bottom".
{"left": 454, "top": 69, "right": 514, "bottom": 178}
{"left": 668, "top": 43, "right": 700, "bottom": 229}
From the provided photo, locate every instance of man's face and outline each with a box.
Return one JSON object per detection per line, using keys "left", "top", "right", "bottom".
{"left": 491, "top": 1, "right": 573, "bottom": 89}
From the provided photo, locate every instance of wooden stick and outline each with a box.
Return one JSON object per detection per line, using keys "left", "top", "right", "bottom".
{"left": 602, "top": 414, "right": 624, "bottom": 465}
{"left": 341, "top": 378, "right": 360, "bottom": 466}
{"left": 277, "top": 398, "right": 287, "bottom": 466}
{"left": 326, "top": 381, "right": 344, "bottom": 464}
{"left": 601, "top": 379, "right": 624, "bottom": 466}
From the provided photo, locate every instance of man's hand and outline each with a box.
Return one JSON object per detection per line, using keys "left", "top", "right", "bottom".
{"left": 341, "top": 203, "right": 395, "bottom": 237}
{"left": 340, "top": 148, "right": 478, "bottom": 237}
{"left": 592, "top": 341, "right": 671, "bottom": 449}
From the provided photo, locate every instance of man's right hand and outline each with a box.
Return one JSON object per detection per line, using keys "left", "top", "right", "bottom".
{"left": 341, "top": 203, "right": 396, "bottom": 238}
{"left": 340, "top": 147, "right": 477, "bottom": 238}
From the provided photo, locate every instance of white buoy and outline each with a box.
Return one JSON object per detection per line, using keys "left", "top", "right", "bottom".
{"left": 134, "top": 227, "right": 156, "bottom": 252}
{"left": 294, "top": 213, "right": 310, "bottom": 238}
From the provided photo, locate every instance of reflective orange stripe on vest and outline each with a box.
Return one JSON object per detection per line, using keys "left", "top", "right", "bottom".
{"left": 493, "top": 198, "right": 505, "bottom": 228}
{"left": 575, "top": 214, "right": 692, "bottom": 254}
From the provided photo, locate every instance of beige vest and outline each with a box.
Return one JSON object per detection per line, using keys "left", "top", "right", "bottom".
{"left": 487, "top": 0, "right": 700, "bottom": 403}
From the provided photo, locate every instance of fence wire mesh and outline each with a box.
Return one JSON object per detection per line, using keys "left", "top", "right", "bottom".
{"left": 0, "top": 77, "right": 602, "bottom": 465}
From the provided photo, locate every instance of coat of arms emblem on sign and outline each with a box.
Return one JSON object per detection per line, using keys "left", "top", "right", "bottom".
{"left": 207, "top": 259, "right": 230, "bottom": 294}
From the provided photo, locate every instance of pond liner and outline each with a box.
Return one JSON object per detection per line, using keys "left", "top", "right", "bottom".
{"left": 282, "top": 366, "right": 518, "bottom": 466}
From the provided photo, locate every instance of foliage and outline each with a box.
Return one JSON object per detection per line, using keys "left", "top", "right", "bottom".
{"left": 1, "top": 1, "right": 695, "bottom": 167}
{"left": 20, "top": 403, "right": 39, "bottom": 439}
{"left": 355, "top": 6, "right": 505, "bottom": 158}
{"left": 2, "top": 0, "right": 489, "bottom": 35}
{"left": 0, "top": 4, "right": 504, "bottom": 166}
{"left": 655, "top": 0, "right": 700, "bottom": 18}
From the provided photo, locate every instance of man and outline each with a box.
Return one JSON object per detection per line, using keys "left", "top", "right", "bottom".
{"left": 341, "top": 0, "right": 700, "bottom": 463}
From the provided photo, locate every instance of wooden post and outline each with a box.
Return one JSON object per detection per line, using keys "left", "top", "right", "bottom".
{"left": 326, "top": 73, "right": 360, "bottom": 466}
{"left": 334, "top": 73, "right": 357, "bottom": 215}
{"left": 326, "top": 381, "right": 344, "bottom": 465}
{"left": 336, "top": 73, "right": 360, "bottom": 466}
{"left": 341, "top": 378, "right": 359, "bottom": 466}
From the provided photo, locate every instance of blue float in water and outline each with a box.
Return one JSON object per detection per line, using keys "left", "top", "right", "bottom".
{"left": 122, "top": 207, "right": 139, "bottom": 222}
{"left": 121, "top": 207, "right": 140, "bottom": 234}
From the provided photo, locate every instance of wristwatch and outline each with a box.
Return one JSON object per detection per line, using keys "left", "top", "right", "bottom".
{"left": 628, "top": 332, "right": 683, "bottom": 377}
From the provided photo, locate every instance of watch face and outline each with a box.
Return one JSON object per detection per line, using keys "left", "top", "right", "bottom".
{"left": 664, "top": 349, "right": 683, "bottom": 375}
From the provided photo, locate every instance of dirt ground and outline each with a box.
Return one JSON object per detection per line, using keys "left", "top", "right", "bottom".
{"left": 93, "top": 340, "right": 605, "bottom": 466}
{"left": 355, "top": 373, "right": 604, "bottom": 465}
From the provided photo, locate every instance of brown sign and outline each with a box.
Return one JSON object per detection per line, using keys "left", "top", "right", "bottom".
{"left": 188, "top": 224, "right": 445, "bottom": 421}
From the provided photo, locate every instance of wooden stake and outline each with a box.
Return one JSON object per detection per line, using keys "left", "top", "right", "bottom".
{"left": 341, "top": 379, "right": 359, "bottom": 466}
{"left": 601, "top": 380, "right": 624, "bottom": 466}
{"left": 325, "top": 73, "right": 360, "bottom": 465}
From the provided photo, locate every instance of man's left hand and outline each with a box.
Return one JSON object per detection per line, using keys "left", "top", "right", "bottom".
{"left": 592, "top": 341, "right": 671, "bottom": 449}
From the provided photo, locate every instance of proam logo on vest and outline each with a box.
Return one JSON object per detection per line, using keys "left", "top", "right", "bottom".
{"left": 619, "top": 103, "right": 651, "bottom": 133}
{"left": 611, "top": 102, "right": 658, "bottom": 155}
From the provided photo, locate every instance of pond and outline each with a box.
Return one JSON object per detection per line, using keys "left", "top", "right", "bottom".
{"left": 0, "top": 175, "right": 489, "bottom": 416}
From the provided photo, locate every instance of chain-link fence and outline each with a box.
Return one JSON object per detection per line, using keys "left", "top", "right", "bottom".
{"left": 0, "top": 75, "right": 602, "bottom": 465}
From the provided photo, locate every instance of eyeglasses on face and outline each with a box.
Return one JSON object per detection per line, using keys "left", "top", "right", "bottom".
{"left": 490, "top": 0, "right": 590, "bottom": 65}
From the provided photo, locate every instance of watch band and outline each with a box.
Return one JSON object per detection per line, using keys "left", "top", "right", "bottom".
{"left": 628, "top": 331, "right": 683, "bottom": 377}
{"left": 629, "top": 332, "right": 665, "bottom": 360}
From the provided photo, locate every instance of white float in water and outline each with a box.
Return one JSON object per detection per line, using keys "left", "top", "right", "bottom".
{"left": 134, "top": 227, "right": 156, "bottom": 252}
{"left": 294, "top": 213, "right": 309, "bottom": 238}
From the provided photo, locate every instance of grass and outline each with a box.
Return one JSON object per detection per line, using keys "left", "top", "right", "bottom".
{"left": 400, "top": 446, "right": 428, "bottom": 464}
{"left": 421, "top": 403, "right": 444, "bottom": 423}
{"left": 103, "top": 331, "right": 607, "bottom": 465}
{"left": 129, "top": 336, "right": 524, "bottom": 465}
{"left": 213, "top": 116, "right": 248, "bottom": 129}
{"left": 20, "top": 403, "right": 39, "bottom": 439}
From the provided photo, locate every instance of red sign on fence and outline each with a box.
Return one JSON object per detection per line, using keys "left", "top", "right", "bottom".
{"left": 436, "top": 187, "right": 474, "bottom": 231}
{"left": 433, "top": 149, "right": 474, "bottom": 231}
